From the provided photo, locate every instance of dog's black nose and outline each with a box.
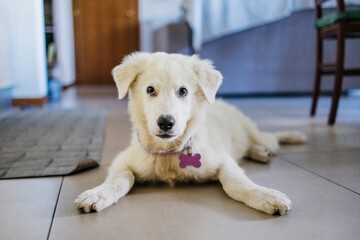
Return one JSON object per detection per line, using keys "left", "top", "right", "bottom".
{"left": 157, "top": 115, "right": 175, "bottom": 131}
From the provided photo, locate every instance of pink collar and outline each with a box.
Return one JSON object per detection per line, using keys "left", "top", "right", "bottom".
{"left": 137, "top": 133, "right": 193, "bottom": 156}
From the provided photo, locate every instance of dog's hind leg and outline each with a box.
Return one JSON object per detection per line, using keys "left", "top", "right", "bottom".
{"left": 218, "top": 159, "right": 291, "bottom": 215}
{"left": 236, "top": 111, "right": 306, "bottom": 154}
{"left": 236, "top": 113, "right": 280, "bottom": 153}
{"left": 246, "top": 131, "right": 306, "bottom": 163}
{"left": 75, "top": 150, "right": 135, "bottom": 213}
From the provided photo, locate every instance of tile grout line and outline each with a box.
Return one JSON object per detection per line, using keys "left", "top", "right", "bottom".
{"left": 46, "top": 176, "right": 64, "bottom": 240}
{"left": 279, "top": 157, "right": 360, "bottom": 197}
{"left": 279, "top": 147, "right": 360, "bottom": 156}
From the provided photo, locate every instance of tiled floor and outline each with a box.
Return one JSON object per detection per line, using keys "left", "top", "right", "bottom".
{"left": 1, "top": 86, "right": 359, "bottom": 240}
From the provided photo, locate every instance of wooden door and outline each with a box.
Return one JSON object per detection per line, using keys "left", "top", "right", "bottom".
{"left": 72, "top": 0, "right": 139, "bottom": 84}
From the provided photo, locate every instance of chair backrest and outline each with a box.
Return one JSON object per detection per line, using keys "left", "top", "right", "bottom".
{"left": 314, "top": 0, "right": 345, "bottom": 19}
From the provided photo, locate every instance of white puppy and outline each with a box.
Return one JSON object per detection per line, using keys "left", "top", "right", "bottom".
{"left": 75, "top": 52, "right": 306, "bottom": 215}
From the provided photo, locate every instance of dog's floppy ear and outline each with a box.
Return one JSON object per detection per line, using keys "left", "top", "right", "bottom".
{"left": 191, "top": 55, "right": 223, "bottom": 104}
{"left": 112, "top": 52, "right": 150, "bottom": 99}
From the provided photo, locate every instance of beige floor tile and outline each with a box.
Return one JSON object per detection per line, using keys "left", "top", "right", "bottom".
{"left": 280, "top": 150, "right": 360, "bottom": 194}
{"left": 0, "top": 177, "right": 62, "bottom": 240}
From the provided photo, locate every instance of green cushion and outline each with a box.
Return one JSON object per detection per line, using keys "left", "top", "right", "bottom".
{"left": 314, "top": 10, "right": 360, "bottom": 28}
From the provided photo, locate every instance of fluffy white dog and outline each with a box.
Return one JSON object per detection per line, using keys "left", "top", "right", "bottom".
{"left": 75, "top": 52, "right": 306, "bottom": 215}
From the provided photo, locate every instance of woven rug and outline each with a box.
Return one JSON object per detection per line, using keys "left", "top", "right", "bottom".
{"left": 0, "top": 108, "right": 106, "bottom": 179}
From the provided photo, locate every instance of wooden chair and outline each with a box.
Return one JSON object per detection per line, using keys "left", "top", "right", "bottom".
{"left": 310, "top": 0, "right": 360, "bottom": 125}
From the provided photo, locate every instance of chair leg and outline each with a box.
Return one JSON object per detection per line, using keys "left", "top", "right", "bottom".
{"left": 328, "top": 25, "right": 345, "bottom": 125}
{"left": 310, "top": 31, "right": 323, "bottom": 116}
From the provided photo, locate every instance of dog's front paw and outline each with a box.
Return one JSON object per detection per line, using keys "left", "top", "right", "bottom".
{"left": 247, "top": 187, "right": 291, "bottom": 215}
{"left": 75, "top": 184, "right": 118, "bottom": 213}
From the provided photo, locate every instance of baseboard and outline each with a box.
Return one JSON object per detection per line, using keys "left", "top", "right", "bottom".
{"left": 12, "top": 96, "right": 47, "bottom": 107}
{"left": 62, "top": 82, "right": 75, "bottom": 90}
{"left": 216, "top": 91, "right": 342, "bottom": 99}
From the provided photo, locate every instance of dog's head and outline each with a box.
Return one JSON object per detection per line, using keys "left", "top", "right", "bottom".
{"left": 112, "top": 52, "right": 222, "bottom": 145}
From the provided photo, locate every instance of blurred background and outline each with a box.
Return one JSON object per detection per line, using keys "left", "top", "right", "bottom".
{"left": 0, "top": 0, "right": 360, "bottom": 108}
{"left": 2, "top": 2, "right": 360, "bottom": 239}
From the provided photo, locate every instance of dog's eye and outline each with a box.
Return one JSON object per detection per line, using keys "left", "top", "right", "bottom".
{"left": 178, "top": 87, "right": 188, "bottom": 97}
{"left": 147, "top": 86, "right": 156, "bottom": 96}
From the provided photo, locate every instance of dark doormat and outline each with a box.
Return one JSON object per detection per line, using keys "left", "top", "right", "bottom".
{"left": 0, "top": 108, "right": 107, "bottom": 179}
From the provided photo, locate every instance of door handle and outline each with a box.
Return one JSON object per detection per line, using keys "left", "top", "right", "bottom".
{"left": 73, "top": 9, "right": 80, "bottom": 17}
{"left": 126, "top": 10, "right": 135, "bottom": 18}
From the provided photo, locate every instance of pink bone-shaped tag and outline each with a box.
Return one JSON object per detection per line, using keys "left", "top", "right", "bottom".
{"left": 179, "top": 153, "right": 201, "bottom": 168}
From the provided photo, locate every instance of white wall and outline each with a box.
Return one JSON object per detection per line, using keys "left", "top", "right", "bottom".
{"left": 51, "top": 0, "right": 75, "bottom": 86}
{"left": 0, "top": 0, "right": 48, "bottom": 99}
{"left": 139, "top": 0, "right": 183, "bottom": 52}
{"left": 0, "top": 1, "right": 13, "bottom": 90}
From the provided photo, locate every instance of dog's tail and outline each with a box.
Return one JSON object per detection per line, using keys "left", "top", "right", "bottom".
{"left": 274, "top": 131, "right": 307, "bottom": 144}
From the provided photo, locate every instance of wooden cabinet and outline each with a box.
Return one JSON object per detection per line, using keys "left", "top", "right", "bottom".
{"left": 72, "top": 0, "right": 139, "bottom": 84}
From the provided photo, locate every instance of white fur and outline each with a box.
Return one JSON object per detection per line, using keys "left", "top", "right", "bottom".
{"left": 75, "top": 52, "right": 306, "bottom": 215}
